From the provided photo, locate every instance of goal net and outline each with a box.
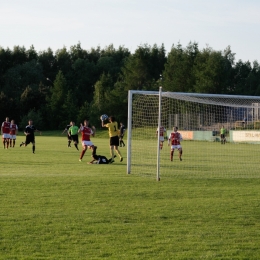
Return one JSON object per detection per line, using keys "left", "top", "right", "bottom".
{"left": 127, "top": 90, "right": 260, "bottom": 180}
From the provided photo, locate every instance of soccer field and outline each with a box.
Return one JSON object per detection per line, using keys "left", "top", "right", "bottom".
{"left": 1, "top": 134, "right": 260, "bottom": 259}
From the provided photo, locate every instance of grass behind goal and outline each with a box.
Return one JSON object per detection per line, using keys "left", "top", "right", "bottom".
{"left": 1, "top": 135, "right": 260, "bottom": 259}
{"left": 131, "top": 136, "right": 260, "bottom": 179}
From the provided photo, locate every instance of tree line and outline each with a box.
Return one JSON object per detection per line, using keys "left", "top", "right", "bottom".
{"left": 0, "top": 42, "right": 259, "bottom": 130}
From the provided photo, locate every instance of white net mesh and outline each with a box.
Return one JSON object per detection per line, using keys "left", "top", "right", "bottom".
{"left": 129, "top": 91, "right": 260, "bottom": 179}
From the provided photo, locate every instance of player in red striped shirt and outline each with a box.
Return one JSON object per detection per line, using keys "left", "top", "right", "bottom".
{"left": 78, "top": 120, "right": 96, "bottom": 161}
{"left": 156, "top": 126, "right": 166, "bottom": 149}
{"left": 1, "top": 117, "right": 11, "bottom": 149}
{"left": 168, "top": 126, "right": 183, "bottom": 161}
{"left": 9, "top": 120, "right": 18, "bottom": 147}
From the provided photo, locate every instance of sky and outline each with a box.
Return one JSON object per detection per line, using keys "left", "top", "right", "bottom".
{"left": 1, "top": 0, "right": 260, "bottom": 63}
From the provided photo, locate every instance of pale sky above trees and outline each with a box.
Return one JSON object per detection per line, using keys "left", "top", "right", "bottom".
{"left": 1, "top": 0, "right": 260, "bottom": 63}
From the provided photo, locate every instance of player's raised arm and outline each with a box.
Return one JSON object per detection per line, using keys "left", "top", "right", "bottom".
{"left": 36, "top": 129, "right": 42, "bottom": 135}
{"left": 168, "top": 134, "right": 171, "bottom": 146}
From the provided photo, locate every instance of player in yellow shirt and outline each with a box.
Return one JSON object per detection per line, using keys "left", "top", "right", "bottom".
{"left": 101, "top": 116, "right": 123, "bottom": 162}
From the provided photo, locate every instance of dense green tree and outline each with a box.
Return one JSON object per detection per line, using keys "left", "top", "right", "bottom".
{"left": 97, "top": 45, "right": 130, "bottom": 81}
{"left": 69, "top": 42, "right": 89, "bottom": 62}
{"left": 3, "top": 60, "right": 44, "bottom": 98}
{"left": 77, "top": 100, "right": 91, "bottom": 125}
{"left": 0, "top": 47, "right": 12, "bottom": 88}
{"left": 61, "top": 89, "right": 78, "bottom": 128}
{"left": 0, "top": 92, "right": 11, "bottom": 121}
{"left": 193, "top": 46, "right": 231, "bottom": 94}
{"left": 0, "top": 43, "right": 259, "bottom": 130}
{"left": 231, "top": 60, "right": 252, "bottom": 95}
{"left": 11, "top": 46, "right": 28, "bottom": 66}
{"left": 92, "top": 73, "right": 114, "bottom": 117}
{"left": 48, "top": 70, "right": 68, "bottom": 128}
{"left": 71, "top": 58, "right": 96, "bottom": 104}
{"left": 55, "top": 47, "right": 72, "bottom": 78}
{"left": 121, "top": 44, "right": 166, "bottom": 91}
{"left": 20, "top": 85, "right": 46, "bottom": 116}
{"left": 163, "top": 42, "right": 198, "bottom": 92}
{"left": 20, "top": 109, "right": 44, "bottom": 130}
{"left": 38, "top": 48, "right": 58, "bottom": 87}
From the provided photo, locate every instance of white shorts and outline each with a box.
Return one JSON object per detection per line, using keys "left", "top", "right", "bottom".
{"left": 82, "top": 141, "right": 94, "bottom": 147}
{"left": 159, "top": 137, "right": 164, "bottom": 142}
{"left": 171, "top": 145, "right": 182, "bottom": 150}
{"left": 9, "top": 135, "right": 16, "bottom": 140}
{"left": 2, "top": 134, "right": 10, "bottom": 139}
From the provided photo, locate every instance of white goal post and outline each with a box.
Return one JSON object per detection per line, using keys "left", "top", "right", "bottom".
{"left": 127, "top": 89, "right": 260, "bottom": 180}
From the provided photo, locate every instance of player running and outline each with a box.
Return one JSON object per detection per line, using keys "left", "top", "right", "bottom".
{"left": 78, "top": 120, "right": 96, "bottom": 161}
{"left": 20, "top": 120, "right": 41, "bottom": 153}
{"left": 168, "top": 126, "right": 183, "bottom": 161}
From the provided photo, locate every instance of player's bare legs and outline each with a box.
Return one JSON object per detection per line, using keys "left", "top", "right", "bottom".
{"left": 79, "top": 145, "right": 87, "bottom": 161}
{"left": 170, "top": 150, "right": 174, "bottom": 161}
{"left": 32, "top": 142, "right": 36, "bottom": 153}
{"left": 110, "top": 146, "right": 115, "bottom": 161}
{"left": 10, "top": 139, "right": 15, "bottom": 147}
{"left": 3, "top": 138, "right": 9, "bottom": 149}
{"left": 160, "top": 141, "right": 163, "bottom": 150}
{"left": 114, "top": 146, "right": 123, "bottom": 162}
{"left": 178, "top": 148, "right": 183, "bottom": 161}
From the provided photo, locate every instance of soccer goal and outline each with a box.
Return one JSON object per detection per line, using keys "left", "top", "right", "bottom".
{"left": 127, "top": 89, "right": 260, "bottom": 180}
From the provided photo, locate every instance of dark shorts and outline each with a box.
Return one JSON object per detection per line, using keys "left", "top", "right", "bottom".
{"left": 221, "top": 134, "right": 225, "bottom": 139}
{"left": 110, "top": 136, "right": 119, "bottom": 146}
{"left": 67, "top": 134, "right": 72, "bottom": 141}
{"left": 71, "top": 134, "right": 79, "bottom": 143}
{"left": 25, "top": 135, "right": 35, "bottom": 145}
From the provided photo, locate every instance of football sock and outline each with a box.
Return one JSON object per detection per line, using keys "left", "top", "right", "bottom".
{"left": 179, "top": 151, "right": 182, "bottom": 160}
{"left": 74, "top": 144, "right": 79, "bottom": 150}
{"left": 80, "top": 150, "right": 86, "bottom": 159}
{"left": 170, "top": 151, "right": 174, "bottom": 161}
{"left": 116, "top": 149, "right": 122, "bottom": 159}
{"left": 33, "top": 145, "right": 35, "bottom": 153}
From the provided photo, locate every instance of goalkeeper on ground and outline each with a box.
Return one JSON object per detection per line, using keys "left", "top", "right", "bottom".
{"left": 88, "top": 146, "right": 115, "bottom": 164}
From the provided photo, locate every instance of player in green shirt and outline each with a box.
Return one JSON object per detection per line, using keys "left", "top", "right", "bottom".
{"left": 220, "top": 126, "right": 226, "bottom": 144}
{"left": 68, "top": 121, "right": 79, "bottom": 150}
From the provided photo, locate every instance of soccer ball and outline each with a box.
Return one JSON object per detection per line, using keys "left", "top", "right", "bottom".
{"left": 100, "top": 114, "right": 108, "bottom": 121}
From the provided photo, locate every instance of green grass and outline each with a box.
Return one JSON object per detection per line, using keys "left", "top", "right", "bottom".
{"left": 1, "top": 134, "right": 260, "bottom": 259}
